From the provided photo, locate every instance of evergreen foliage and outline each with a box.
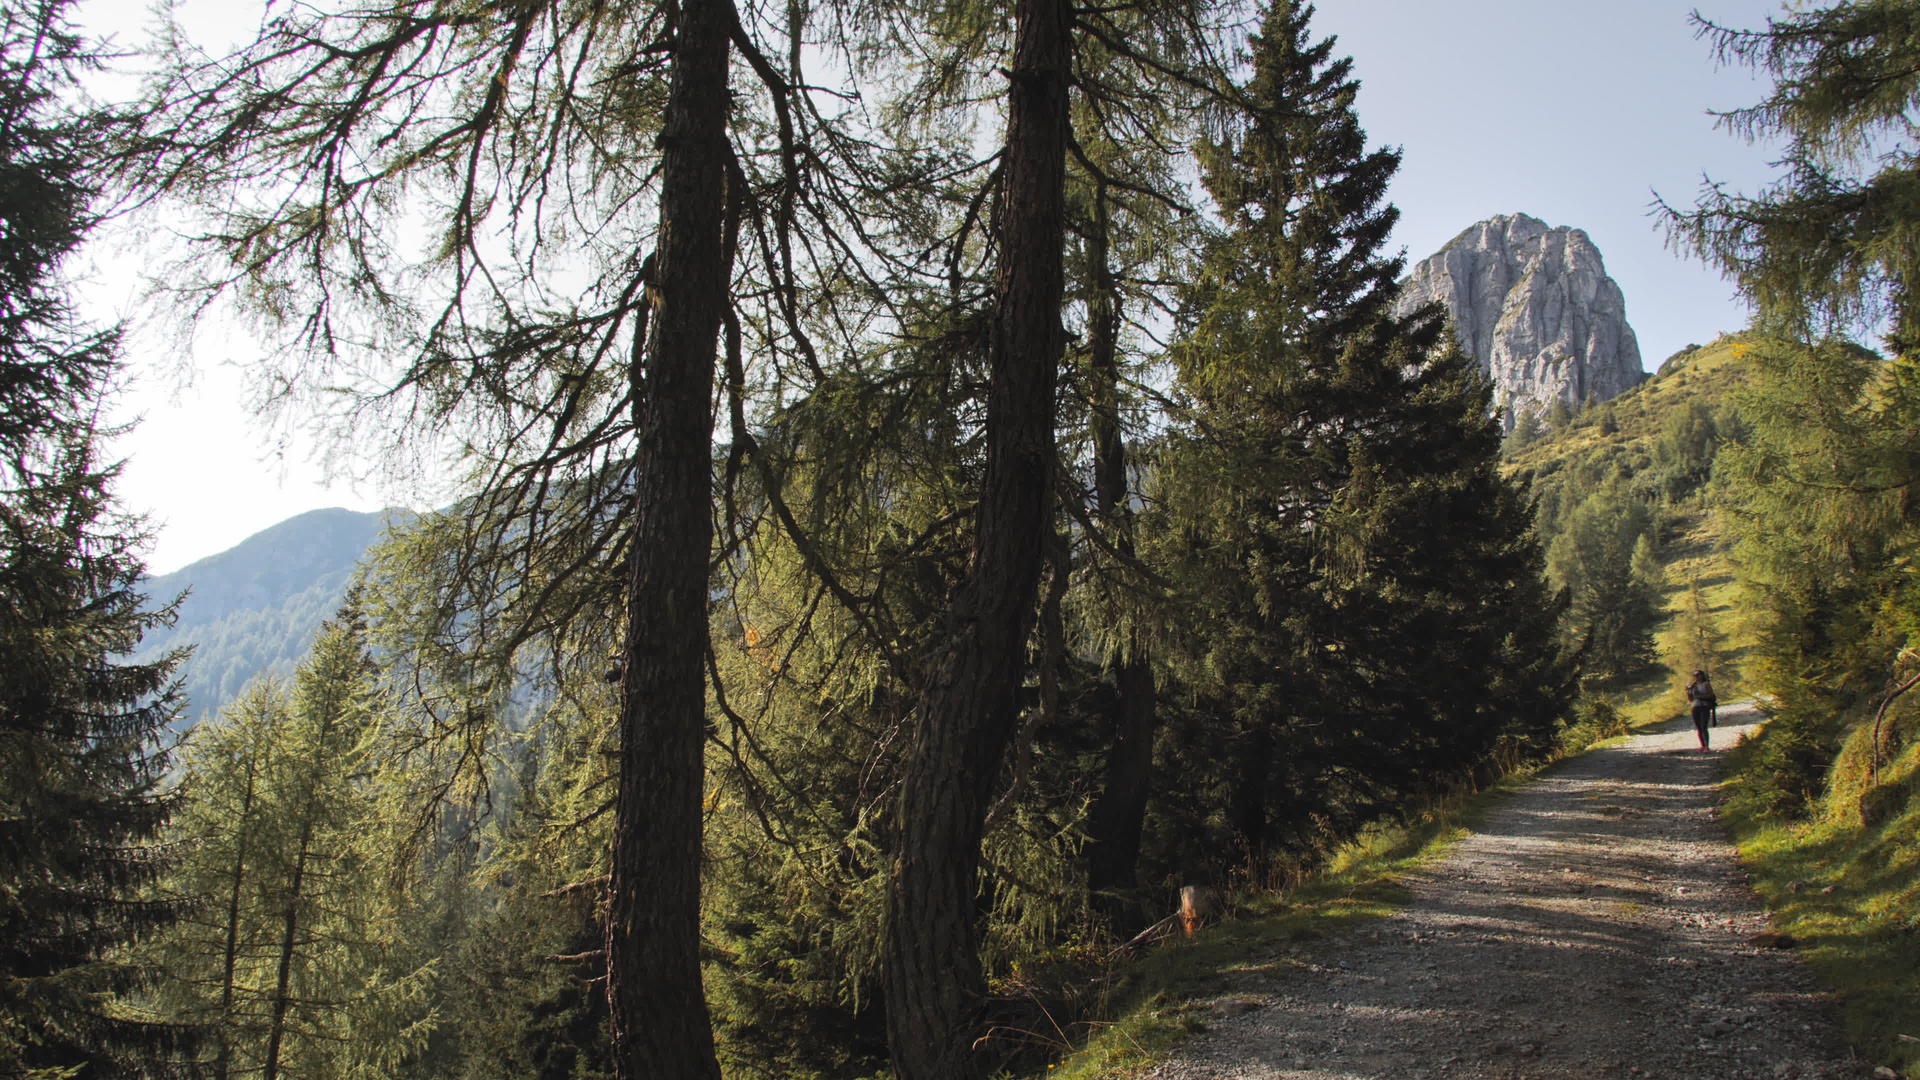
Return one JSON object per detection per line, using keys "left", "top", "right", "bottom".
{"left": 1671, "top": 0, "right": 1920, "bottom": 352}
{"left": 1150, "top": 0, "right": 1570, "bottom": 881}
{"left": 1651, "top": 15, "right": 1920, "bottom": 1069}
{"left": 1669, "top": 0, "right": 1920, "bottom": 819}
{"left": 0, "top": 0, "right": 191, "bottom": 1073}
{"left": 0, "top": 455, "right": 192, "bottom": 1080}
{"left": 0, "top": 0, "right": 111, "bottom": 458}
{"left": 100, "top": 0, "right": 1595, "bottom": 1074}
{"left": 1545, "top": 484, "right": 1662, "bottom": 681}
{"left": 1713, "top": 337, "right": 1920, "bottom": 810}
{"left": 1500, "top": 337, "right": 1761, "bottom": 704}
{"left": 150, "top": 614, "right": 436, "bottom": 1080}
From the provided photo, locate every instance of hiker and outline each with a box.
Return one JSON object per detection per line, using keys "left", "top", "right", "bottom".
{"left": 1685, "top": 669, "right": 1717, "bottom": 750}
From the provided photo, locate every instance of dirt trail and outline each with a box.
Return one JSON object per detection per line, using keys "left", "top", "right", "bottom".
{"left": 1144, "top": 701, "right": 1862, "bottom": 1080}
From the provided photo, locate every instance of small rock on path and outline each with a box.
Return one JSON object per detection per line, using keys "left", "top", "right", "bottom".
{"left": 1144, "top": 702, "right": 1861, "bottom": 1080}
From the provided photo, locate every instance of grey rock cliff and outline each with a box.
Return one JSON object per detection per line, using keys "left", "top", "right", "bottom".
{"left": 1396, "top": 213, "right": 1644, "bottom": 426}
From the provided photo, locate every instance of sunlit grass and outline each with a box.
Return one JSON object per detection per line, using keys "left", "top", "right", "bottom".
{"left": 1722, "top": 723, "right": 1920, "bottom": 1079}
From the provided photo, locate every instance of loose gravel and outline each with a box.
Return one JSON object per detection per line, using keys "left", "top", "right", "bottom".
{"left": 1143, "top": 701, "right": 1865, "bottom": 1080}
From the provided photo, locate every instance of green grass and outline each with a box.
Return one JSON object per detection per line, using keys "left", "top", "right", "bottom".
{"left": 1040, "top": 770, "right": 1542, "bottom": 1078}
{"left": 1721, "top": 717, "right": 1920, "bottom": 1078}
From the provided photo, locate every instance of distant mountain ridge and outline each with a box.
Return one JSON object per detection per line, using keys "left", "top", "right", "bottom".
{"left": 1397, "top": 213, "right": 1646, "bottom": 426}
{"left": 138, "top": 507, "right": 406, "bottom": 726}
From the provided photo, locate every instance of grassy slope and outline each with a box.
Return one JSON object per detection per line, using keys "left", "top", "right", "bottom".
{"left": 1503, "top": 334, "right": 1754, "bottom": 725}
{"left": 1517, "top": 334, "right": 1919, "bottom": 1077}
{"left": 1723, "top": 723, "right": 1920, "bottom": 1077}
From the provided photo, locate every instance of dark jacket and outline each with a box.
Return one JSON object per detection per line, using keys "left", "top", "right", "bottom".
{"left": 1686, "top": 678, "right": 1717, "bottom": 711}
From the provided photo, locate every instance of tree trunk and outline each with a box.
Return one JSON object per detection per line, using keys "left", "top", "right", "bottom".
{"left": 261, "top": 816, "right": 314, "bottom": 1080}
{"left": 1086, "top": 657, "right": 1156, "bottom": 912}
{"left": 1080, "top": 183, "right": 1158, "bottom": 924}
{"left": 214, "top": 750, "right": 260, "bottom": 1080}
{"left": 603, "top": 0, "right": 733, "bottom": 1075}
{"left": 881, "top": 0, "right": 1071, "bottom": 1075}
{"left": 1228, "top": 720, "right": 1274, "bottom": 874}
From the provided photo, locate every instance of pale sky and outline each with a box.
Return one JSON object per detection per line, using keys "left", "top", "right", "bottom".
{"left": 82, "top": 0, "right": 1790, "bottom": 575}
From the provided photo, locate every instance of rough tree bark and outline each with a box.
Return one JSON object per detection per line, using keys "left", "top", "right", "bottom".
{"left": 1080, "top": 185, "right": 1159, "bottom": 923}
{"left": 1229, "top": 720, "right": 1275, "bottom": 872}
{"left": 881, "top": 0, "right": 1072, "bottom": 1074}
{"left": 604, "top": 0, "right": 735, "bottom": 1075}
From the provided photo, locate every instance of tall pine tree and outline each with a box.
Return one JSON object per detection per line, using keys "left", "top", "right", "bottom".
{"left": 0, "top": 0, "right": 191, "bottom": 1073}
{"left": 1151, "top": 0, "right": 1568, "bottom": 875}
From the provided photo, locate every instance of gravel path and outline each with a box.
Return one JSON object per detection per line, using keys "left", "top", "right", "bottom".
{"left": 1144, "top": 701, "right": 1863, "bottom": 1080}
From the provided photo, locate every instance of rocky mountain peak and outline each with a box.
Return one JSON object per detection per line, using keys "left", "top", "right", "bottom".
{"left": 1396, "top": 213, "right": 1645, "bottom": 426}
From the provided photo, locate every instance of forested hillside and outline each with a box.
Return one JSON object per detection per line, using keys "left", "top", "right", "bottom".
{"left": 1500, "top": 316, "right": 1920, "bottom": 1074}
{"left": 137, "top": 507, "right": 403, "bottom": 724}
{"left": 1508, "top": 3, "right": 1920, "bottom": 1057}
{"left": 1503, "top": 334, "right": 1750, "bottom": 706}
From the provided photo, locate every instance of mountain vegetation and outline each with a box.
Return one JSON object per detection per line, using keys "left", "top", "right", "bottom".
{"left": 1503, "top": 334, "right": 1751, "bottom": 699}
{"left": 1662, "top": 5, "right": 1920, "bottom": 1069}
{"left": 3, "top": 0, "right": 1916, "bottom": 1076}
{"left": 99, "top": 0, "right": 1578, "bottom": 1075}
{"left": 137, "top": 508, "right": 402, "bottom": 725}
{"left": 1500, "top": 0, "right": 1920, "bottom": 1065}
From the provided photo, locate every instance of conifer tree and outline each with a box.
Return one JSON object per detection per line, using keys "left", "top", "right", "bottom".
{"left": 1714, "top": 338, "right": 1910, "bottom": 699}
{"left": 1546, "top": 485, "right": 1662, "bottom": 682}
{"left": 880, "top": 0, "right": 1072, "bottom": 1069}
{"left": 1152, "top": 0, "right": 1568, "bottom": 874}
{"left": 1155, "top": 0, "right": 1434, "bottom": 870}
{"left": 148, "top": 685, "right": 274, "bottom": 1080}
{"left": 0, "top": 455, "right": 191, "bottom": 1080}
{"left": 149, "top": 615, "right": 433, "bottom": 1080}
{"left": 1066, "top": 106, "right": 1197, "bottom": 927}
{"left": 0, "top": 0, "right": 191, "bottom": 1072}
{"left": 1669, "top": 0, "right": 1920, "bottom": 353}
{"left": 1668, "top": 0, "right": 1920, "bottom": 727}
{"left": 116, "top": 0, "right": 1016, "bottom": 1066}
{"left": 1674, "top": 575, "right": 1728, "bottom": 687}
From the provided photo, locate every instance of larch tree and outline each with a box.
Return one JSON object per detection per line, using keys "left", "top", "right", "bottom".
{"left": 879, "top": 0, "right": 1073, "bottom": 1071}
{"left": 110, "top": 0, "right": 928, "bottom": 1072}
{"left": 1062, "top": 44, "right": 1210, "bottom": 928}
{"left": 149, "top": 614, "right": 434, "bottom": 1080}
{"left": 148, "top": 684, "right": 275, "bottom": 1080}
{"left": 1670, "top": 0, "right": 1920, "bottom": 353}
{"left": 876, "top": 0, "right": 1244, "bottom": 1070}
{"left": 599, "top": 0, "right": 732, "bottom": 1073}
{"left": 1666, "top": 0, "right": 1920, "bottom": 782}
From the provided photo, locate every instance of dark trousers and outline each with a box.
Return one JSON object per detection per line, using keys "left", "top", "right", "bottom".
{"left": 1692, "top": 705, "right": 1713, "bottom": 747}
